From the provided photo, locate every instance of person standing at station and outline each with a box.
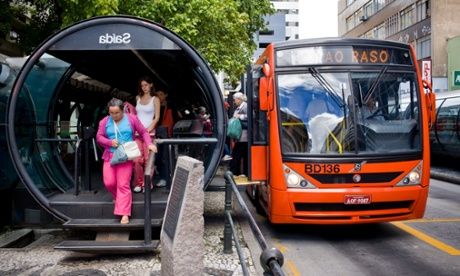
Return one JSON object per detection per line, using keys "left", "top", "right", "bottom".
{"left": 96, "top": 98, "right": 157, "bottom": 224}
{"left": 154, "top": 90, "right": 177, "bottom": 187}
{"left": 222, "top": 101, "right": 233, "bottom": 161}
{"left": 132, "top": 76, "right": 161, "bottom": 193}
{"left": 230, "top": 92, "right": 248, "bottom": 176}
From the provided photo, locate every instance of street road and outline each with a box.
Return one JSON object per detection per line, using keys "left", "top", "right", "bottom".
{"left": 244, "top": 179, "right": 460, "bottom": 276}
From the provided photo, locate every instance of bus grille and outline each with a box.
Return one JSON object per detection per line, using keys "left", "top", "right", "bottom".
{"left": 308, "top": 172, "right": 403, "bottom": 184}
{"left": 294, "top": 201, "right": 413, "bottom": 212}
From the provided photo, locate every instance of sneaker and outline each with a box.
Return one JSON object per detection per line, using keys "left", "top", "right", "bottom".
{"left": 222, "top": 155, "right": 232, "bottom": 161}
{"left": 156, "top": 179, "right": 167, "bottom": 187}
{"left": 133, "top": 186, "right": 143, "bottom": 193}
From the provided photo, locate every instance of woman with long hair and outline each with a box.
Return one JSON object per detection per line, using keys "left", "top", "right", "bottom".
{"left": 133, "top": 76, "right": 161, "bottom": 193}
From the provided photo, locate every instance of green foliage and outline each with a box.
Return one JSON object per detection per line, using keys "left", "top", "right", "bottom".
{"left": 59, "top": 0, "right": 118, "bottom": 26}
{"left": 5, "top": 0, "right": 274, "bottom": 83}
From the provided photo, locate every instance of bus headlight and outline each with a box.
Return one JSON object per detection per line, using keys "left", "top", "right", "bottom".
{"left": 396, "top": 161, "right": 422, "bottom": 186}
{"left": 287, "top": 173, "right": 300, "bottom": 186}
{"left": 408, "top": 171, "right": 420, "bottom": 182}
{"left": 284, "top": 165, "right": 317, "bottom": 189}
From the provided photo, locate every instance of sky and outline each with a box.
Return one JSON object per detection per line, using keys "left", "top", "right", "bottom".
{"left": 298, "top": 0, "right": 339, "bottom": 39}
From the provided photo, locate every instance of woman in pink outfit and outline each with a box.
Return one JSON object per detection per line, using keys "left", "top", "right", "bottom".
{"left": 97, "top": 98, "right": 157, "bottom": 224}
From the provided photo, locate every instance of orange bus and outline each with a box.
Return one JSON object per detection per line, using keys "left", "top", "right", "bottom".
{"left": 245, "top": 38, "right": 436, "bottom": 224}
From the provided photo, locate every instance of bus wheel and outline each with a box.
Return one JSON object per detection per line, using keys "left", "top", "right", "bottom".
{"left": 253, "top": 186, "right": 266, "bottom": 216}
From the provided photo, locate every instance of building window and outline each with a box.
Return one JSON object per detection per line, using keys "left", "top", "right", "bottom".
{"left": 354, "top": 8, "right": 364, "bottom": 27}
{"left": 364, "top": 1, "right": 374, "bottom": 17}
{"left": 8, "top": 30, "right": 19, "bottom": 43}
{"left": 346, "top": 16, "right": 354, "bottom": 31}
{"left": 386, "top": 14, "right": 399, "bottom": 37}
{"left": 278, "top": 9, "right": 289, "bottom": 15}
{"left": 364, "top": 29, "right": 374, "bottom": 38}
{"left": 376, "top": 0, "right": 386, "bottom": 11}
{"left": 416, "top": 0, "right": 430, "bottom": 21}
{"left": 347, "top": 0, "right": 355, "bottom": 6}
{"left": 286, "top": 22, "right": 299, "bottom": 27}
{"left": 400, "top": 5, "right": 414, "bottom": 30}
{"left": 416, "top": 37, "right": 431, "bottom": 59}
{"left": 374, "top": 22, "right": 385, "bottom": 39}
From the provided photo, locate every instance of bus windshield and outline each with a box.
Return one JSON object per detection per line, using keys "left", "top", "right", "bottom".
{"left": 278, "top": 69, "right": 420, "bottom": 156}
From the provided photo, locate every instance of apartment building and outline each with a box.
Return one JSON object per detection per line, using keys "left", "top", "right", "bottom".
{"left": 338, "top": 0, "right": 460, "bottom": 92}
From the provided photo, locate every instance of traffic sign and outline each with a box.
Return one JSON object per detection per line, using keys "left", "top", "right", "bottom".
{"left": 454, "top": 70, "right": 460, "bottom": 86}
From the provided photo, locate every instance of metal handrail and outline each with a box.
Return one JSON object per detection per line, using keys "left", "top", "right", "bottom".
{"left": 143, "top": 151, "right": 156, "bottom": 245}
{"left": 154, "top": 137, "right": 218, "bottom": 187}
{"left": 155, "top": 137, "right": 218, "bottom": 145}
{"left": 74, "top": 139, "right": 82, "bottom": 196}
{"left": 223, "top": 171, "right": 285, "bottom": 276}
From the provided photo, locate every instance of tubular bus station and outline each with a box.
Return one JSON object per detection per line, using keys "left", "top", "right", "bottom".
{"left": 1, "top": 16, "right": 226, "bottom": 252}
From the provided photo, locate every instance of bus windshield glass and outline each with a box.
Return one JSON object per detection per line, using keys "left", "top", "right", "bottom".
{"left": 278, "top": 69, "right": 420, "bottom": 156}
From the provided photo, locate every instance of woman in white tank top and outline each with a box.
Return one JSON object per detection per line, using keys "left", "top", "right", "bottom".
{"left": 133, "top": 76, "right": 160, "bottom": 192}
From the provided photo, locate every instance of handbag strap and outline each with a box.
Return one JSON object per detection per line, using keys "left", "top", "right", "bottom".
{"left": 113, "top": 121, "right": 123, "bottom": 144}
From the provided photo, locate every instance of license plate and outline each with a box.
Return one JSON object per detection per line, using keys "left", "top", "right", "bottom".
{"left": 344, "top": 195, "right": 371, "bottom": 205}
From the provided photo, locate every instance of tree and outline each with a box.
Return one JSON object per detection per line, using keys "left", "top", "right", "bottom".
{"left": 5, "top": 0, "right": 274, "bottom": 83}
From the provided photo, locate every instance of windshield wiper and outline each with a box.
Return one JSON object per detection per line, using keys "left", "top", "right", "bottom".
{"left": 308, "top": 67, "right": 345, "bottom": 108}
{"left": 363, "top": 66, "right": 388, "bottom": 104}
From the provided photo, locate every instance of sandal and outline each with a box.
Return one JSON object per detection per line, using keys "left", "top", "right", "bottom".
{"left": 120, "top": 215, "right": 129, "bottom": 224}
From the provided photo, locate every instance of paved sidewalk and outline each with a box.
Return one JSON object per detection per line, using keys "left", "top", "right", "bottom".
{"left": 0, "top": 177, "right": 258, "bottom": 275}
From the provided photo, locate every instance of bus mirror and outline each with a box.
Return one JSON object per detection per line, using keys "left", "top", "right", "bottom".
{"left": 268, "top": 79, "right": 274, "bottom": 110}
{"left": 0, "top": 63, "right": 11, "bottom": 86}
{"left": 262, "top": 63, "right": 271, "bottom": 77}
{"left": 259, "top": 76, "right": 269, "bottom": 111}
{"left": 422, "top": 80, "right": 436, "bottom": 128}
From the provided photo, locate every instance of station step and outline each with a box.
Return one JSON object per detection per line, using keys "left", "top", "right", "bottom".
{"left": 63, "top": 218, "right": 163, "bottom": 230}
{"left": 55, "top": 240, "right": 159, "bottom": 253}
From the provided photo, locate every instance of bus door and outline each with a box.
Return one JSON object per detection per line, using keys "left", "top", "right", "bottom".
{"left": 247, "top": 66, "right": 268, "bottom": 181}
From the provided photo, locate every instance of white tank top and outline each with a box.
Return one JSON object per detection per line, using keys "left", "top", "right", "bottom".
{"left": 136, "top": 96, "right": 155, "bottom": 128}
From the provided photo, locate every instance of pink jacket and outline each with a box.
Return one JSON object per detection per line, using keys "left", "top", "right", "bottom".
{"left": 96, "top": 113, "right": 153, "bottom": 161}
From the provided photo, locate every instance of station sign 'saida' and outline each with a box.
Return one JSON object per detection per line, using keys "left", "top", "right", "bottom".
{"left": 98, "top": 32, "right": 131, "bottom": 44}
{"left": 277, "top": 46, "right": 413, "bottom": 66}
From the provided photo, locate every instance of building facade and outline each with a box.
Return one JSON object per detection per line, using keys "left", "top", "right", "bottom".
{"left": 272, "top": 0, "right": 300, "bottom": 40}
{"left": 253, "top": 13, "right": 286, "bottom": 60}
{"left": 253, "top": 0, "right": 299, "bottom": 60}
{"left": 338, "top": 0, "right": 460, "bottom": 92}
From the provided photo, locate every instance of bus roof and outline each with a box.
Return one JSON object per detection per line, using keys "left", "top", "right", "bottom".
{"left": 272, "top": 37, "right": 411, "bottom": 50}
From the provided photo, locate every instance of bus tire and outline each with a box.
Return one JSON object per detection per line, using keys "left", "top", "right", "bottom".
{"left": 253, "top": 186, "right": 266, "bottom": 216}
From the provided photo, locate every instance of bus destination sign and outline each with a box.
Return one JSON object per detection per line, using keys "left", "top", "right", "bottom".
{"left": 277, "top": 46, "right": 413, "bottom": 67}
{"left": 324, "top": 48, "right": 389, "bottom": 64}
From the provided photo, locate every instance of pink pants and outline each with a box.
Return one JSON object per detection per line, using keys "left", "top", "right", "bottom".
{"left": 103, "top": 158, "right": 134, "bottom": 216}
{"left": 132, "top": 135, "right": 153, "bottom": 187}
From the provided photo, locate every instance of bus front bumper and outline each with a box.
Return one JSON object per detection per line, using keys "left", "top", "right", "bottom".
{"left": 269, "top": 186, "right": 428, "bottom": 224}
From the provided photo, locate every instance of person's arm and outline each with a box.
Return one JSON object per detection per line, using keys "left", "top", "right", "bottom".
{"left": 147, "top": 96, "right": 161, "bottom": 132}
{"left": 131, "top": 114, "right": 157, "bottom": 152}
{"left": 235, "top": 102, "right": 248, "bottom": 120}
{"left": 96, "top": 117, "right": 113, "bottom": 148}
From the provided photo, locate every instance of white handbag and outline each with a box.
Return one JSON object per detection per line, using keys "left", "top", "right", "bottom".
{"left": 114, "top": 122, "right": 141, "bottom": 160}
{"left": 122, "top": 140, "right": 141, "bottom": 160}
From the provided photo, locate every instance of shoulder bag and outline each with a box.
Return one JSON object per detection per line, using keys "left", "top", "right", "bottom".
{"left": 110, "top": 122, "right": 141, "bottom": 165}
